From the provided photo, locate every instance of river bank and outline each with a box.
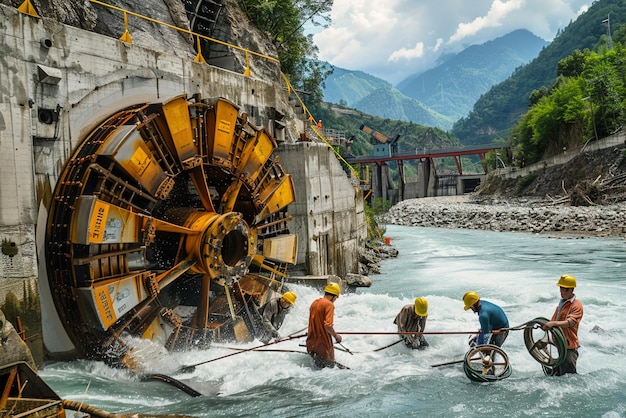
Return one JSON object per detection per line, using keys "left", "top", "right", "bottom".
{"left": 383, "top": 195, "right": 626, "bottom": 238}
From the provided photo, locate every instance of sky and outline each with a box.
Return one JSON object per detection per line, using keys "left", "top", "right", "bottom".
{"left": 311, "top": 0, "right": 592, "bottom": 85}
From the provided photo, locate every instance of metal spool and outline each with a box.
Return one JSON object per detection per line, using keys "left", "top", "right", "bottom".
{"left": 523, "top": 317, "right": 567, "bottom": 373}
{"left": 44, "top": 95, "right": 298, "bottom": 364}
{"left": 463, "top": 344, "right": 512, "bottom": 382}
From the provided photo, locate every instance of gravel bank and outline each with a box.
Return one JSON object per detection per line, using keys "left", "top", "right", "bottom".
{"left": 383, "top": 195, "right": 626, "bottom": 238}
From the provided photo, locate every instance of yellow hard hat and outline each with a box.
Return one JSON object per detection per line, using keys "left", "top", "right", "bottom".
{"left": 414, "top": 297, "right": 428, "bottom": 316}
{"left": 556, "top": 274, "right": 576, "bottom": 288}
{"left": 324, "top": 282, "right": 340, "bottom": 296}
{"left": 463, "top": 291, "right": 480, "bottom": 311}
{"left": 282, "top": 291, "right": 297, "bottom": 305}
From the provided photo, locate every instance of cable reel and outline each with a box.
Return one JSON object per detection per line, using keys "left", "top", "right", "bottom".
{"left": 523, "top": 317, "right": 567, "bottom": 373}
{"left": 463, "top": 344, "right": 512, "bottom": 382}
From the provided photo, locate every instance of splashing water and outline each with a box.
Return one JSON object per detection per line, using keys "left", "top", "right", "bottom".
{"left": 40, "top": 225, "right": 626, "bottom": 417}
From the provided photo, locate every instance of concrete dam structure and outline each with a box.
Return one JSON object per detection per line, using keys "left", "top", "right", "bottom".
{"left": 0, "top": 3, "right": 366, "bottom": 364}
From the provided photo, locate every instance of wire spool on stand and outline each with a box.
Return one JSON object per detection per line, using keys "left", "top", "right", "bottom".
{"left": 523, "top": 317, "right": 567, "bottom": 375}
{"left": 463, "top": 344, "right": 512, "bottom": 382}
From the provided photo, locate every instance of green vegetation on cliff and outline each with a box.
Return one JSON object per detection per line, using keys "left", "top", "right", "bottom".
{"left": 453, "top": 0, "right": 626, "bottom": 146}
{"left": 512, "top": 34, "right": 626, "bottom": 166}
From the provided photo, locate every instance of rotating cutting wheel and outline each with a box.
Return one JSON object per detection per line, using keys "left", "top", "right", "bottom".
{"left": 523, "top": 317, "right": 567, "bottom": 372}
{"left": 45, "top": 95, "right": 297, "bottom": 364}
{"left": 463, "top": 344, "right": 512, "bottom": 382}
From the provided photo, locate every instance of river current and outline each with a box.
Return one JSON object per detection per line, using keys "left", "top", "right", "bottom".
{"left": 39, "top": 225, "right": 626, "bottom": 417}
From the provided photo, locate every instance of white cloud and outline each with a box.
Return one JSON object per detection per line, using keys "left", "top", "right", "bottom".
{"left": 388, "top": 42, "right": 425, "bottom": 62}
{"left": 432, "top": 38, "right": 444, "bottom": 53}
{"left": 312, "top": 0, "right": 591, "bottom": 84}
{"left": 448, "top": 0, "right": 523, "bottom": 44}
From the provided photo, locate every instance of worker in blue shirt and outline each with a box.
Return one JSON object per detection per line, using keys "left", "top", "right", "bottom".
{"left": 462, "top": 291, "right": 509, "bottom": 347}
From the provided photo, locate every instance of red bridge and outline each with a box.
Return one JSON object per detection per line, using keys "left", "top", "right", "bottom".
{"left": 345, "top": 143, "right": 510, "bottom": 204}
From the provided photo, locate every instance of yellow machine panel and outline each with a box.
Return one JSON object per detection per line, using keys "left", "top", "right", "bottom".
{"left": 76, "top": 273, "right": 147, "bottom": 331}
{"left": 262, "top": 234, "right": 298, "bottom": 264}
{"left": 141, "top": 316, "right": 169, "bottom": 344}
{"left": 99, "top": 124, "right": 172, "bottom": 198}
{"left": 210, "top": 98, "right": 239, "bottom": 164}
{"left": 256, "top": 174, "right": 296, "bottom": 221}
{"left": 71, "top": 196, "right": 141, "bottom": 244}
{"left": 238, "top": 128, "right": 277, "bottom": 181}
{"left": 160, "top": 95, "right": 197, "bottom": 163}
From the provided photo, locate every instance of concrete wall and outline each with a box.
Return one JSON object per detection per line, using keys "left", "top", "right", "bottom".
{"left": 278, "top": 143, "right": 366, "bottom": 279}
{"left": 0, "top": 5, "right": 366, "bottom": 361}
{"left": 496, "top": 132, "right": 626, "bottom": 180}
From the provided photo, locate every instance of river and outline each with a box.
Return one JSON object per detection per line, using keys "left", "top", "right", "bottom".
{"left": 39, "top": 225, "right": 626, "bottom": 417}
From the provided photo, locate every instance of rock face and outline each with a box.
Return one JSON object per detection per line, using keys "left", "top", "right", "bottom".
{"left": 5, "top": 0, "right": 281, "bottom": 80}
{"left": 384, "top": 196, "right": 626, "bottom": 238}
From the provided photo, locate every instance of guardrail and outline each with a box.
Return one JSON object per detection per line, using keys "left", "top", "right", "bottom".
{"left": 89, "top": 0, "right": 280, "bottom": 75}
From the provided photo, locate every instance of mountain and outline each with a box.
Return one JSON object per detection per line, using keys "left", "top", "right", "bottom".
{"left": 323, "top": 66, "right": 454, "bottom": 130}
{"left": 322, "top": 29, "right": 547, "bottom": 131}
{"left": 352, "top": 87, "right": 454, "bottom": 130}
{"left": 323, "top": 67, "right": 391, "bottom": 106}
{"left": 396, "top": 29, "right": 548, "bottom": 120}
{"left": 453, "top": 0, "right": 626, "bottom": 145}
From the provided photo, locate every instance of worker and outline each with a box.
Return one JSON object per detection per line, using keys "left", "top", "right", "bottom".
{"left": 258, "top": 291, "right": 297, "bottom": 343}
{"left": 463, "top": 291, "right": 509, "bottom": 347}
{"left": 394, "top": 297, "right": 429, "bottom": 349}
{"left": 306, "top": 282, "right": 342, "bottom": 368}
{"left": 317, "top": 119, "right": 323, "bottom": 129}
{"left": 542, "top": 274, "right": 583, "bottom": 376}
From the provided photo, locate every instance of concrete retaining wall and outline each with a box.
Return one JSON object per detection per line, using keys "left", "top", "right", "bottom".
{"left": 495, "top": 132, "right": 626, "bottom": 179}
{"left": 278, "top": 143, "right": 366, "bottom": 279}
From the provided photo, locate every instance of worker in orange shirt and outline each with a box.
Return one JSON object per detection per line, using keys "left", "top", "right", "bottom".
{"left": 542, "top": 274, "right": 583, "bottom": 376}
{"left": 306, "top": 282, "right": 341, "bottom": 368}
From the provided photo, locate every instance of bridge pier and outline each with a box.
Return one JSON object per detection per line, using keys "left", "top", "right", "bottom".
{"left": 350, "top": 144, "right": 508, "bottom": 206}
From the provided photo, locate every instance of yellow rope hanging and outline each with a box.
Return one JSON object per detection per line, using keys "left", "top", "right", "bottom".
{"left": 17, "top": 0, "right": 40, "bottom": 18}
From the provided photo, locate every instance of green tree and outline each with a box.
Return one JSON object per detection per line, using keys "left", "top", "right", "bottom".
{"left": 364, "top": 197, "right": 389, "bottom": 241}
{"left": 557, "top": 49, "right": 589, "bottom": 78}
{"left": 582, "top": 48, "right": 626, "bottom": 137}
{"left": 238, "top": 0, "right": 334, "bottom": 101}
{"left": 513, "top": 76, "right": 585, "bottom": 165}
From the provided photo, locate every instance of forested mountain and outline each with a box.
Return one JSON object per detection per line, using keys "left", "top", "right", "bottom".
{"left": 323, "top": 66, "right": 454, "bottom": 130}
{"left": 312, "top": 104, "right": 458, "bottom": 160}
{"left": 321, "top": 29, "right": 546, "bottom": 131}
{"left": 323, "top": 67, "right": 391, "bottom": 106}
{"left": 453, "top": 0, "right": 626, "bottom": 145}
{"left": 397, "top": 30, "right": 547, "bottom": 120}
{"left": 352, "top": 87, "right": 454, "bottom": 130}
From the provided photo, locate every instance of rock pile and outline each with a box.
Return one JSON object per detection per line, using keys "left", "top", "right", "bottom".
{"left": 383, "top": 196, "right": 626, "bottom": 238}
{"left": 358, "top": 241, "right": 400, "bottom": 275}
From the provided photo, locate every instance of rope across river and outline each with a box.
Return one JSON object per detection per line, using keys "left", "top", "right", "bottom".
{"left": 174, "top": 322, "right": 535, "bottom": 373}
